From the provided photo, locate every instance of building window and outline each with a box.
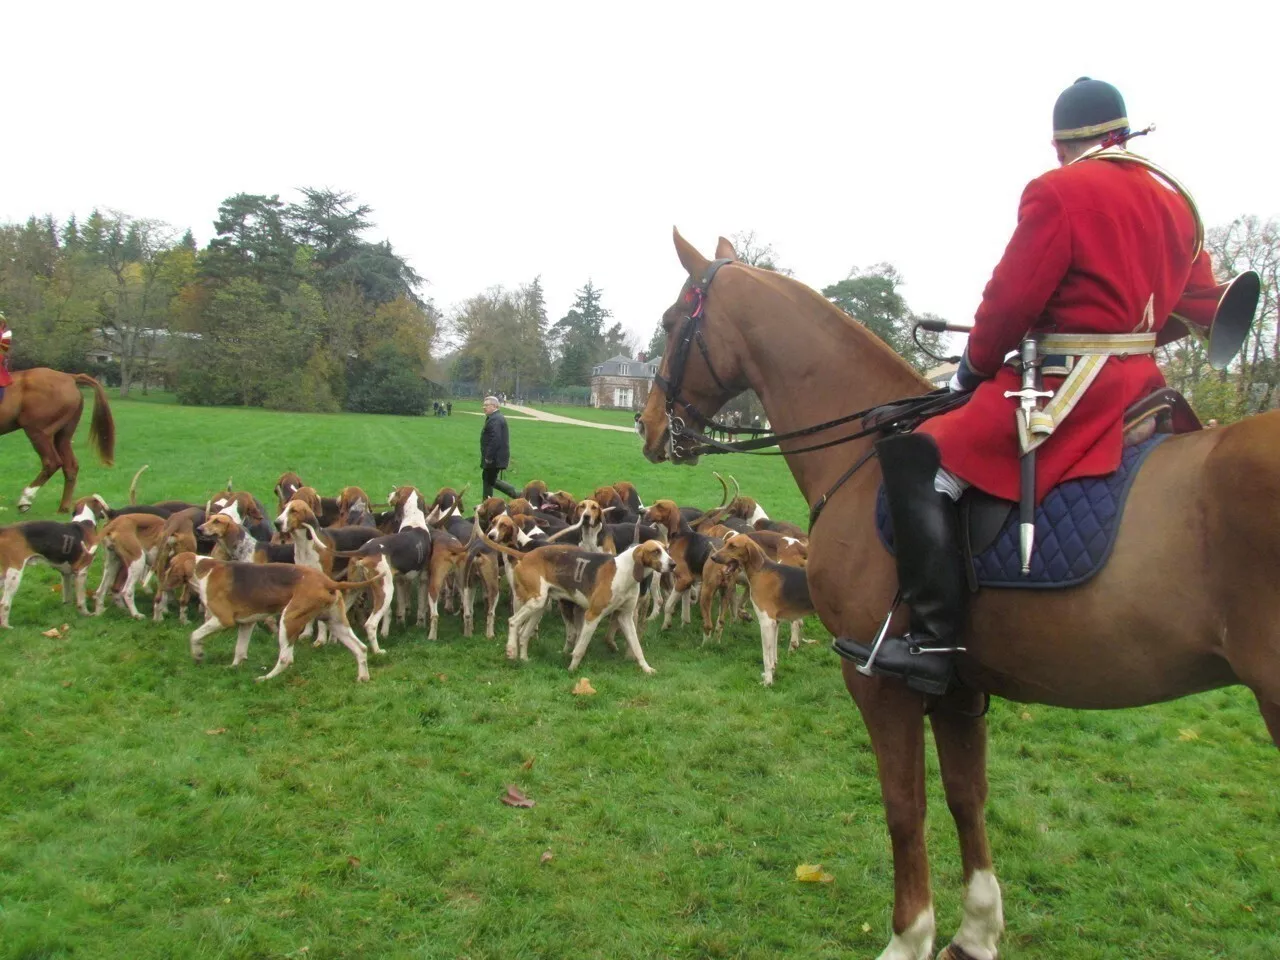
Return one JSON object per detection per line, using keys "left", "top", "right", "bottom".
{"left": 620, "top": 364, "right": 630, "bottom": 376}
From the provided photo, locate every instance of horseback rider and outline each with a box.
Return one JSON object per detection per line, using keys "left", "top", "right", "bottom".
{"left": 0, "top": 313, "right": 13, "bottom": 405}
{"left": 835, "top": 77, "right": 1219, "bottom": 695}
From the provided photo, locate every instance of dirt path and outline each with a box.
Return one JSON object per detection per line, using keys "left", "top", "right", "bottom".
{"left": 463, "top": 403, "right": 636, "bottom": 434}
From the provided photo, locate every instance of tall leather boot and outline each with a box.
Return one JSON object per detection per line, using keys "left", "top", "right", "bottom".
{"left": 833, "top": 432, "right": 967, "bottom": 696}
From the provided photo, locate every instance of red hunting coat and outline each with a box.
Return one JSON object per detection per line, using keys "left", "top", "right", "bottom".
{"left": 0, "top": 321, "right": 12, "bottom": 388}
{"left": 919, "top": 155, "right": 1217, "bottom": 502}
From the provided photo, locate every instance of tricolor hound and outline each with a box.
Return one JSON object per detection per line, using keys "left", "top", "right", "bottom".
{"left": 162, "top": 552, "right": 371, "bottom": 682}
{"left": 709, "top": 534, "right": 814, "bottom": 687}
{"left": 480, "top": 530, "right": 674, "bottom": 674}
{"left": 0, "top": 497, "right": 107, "bottom": 627}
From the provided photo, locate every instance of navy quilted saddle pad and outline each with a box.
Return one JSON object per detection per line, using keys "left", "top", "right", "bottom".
{"left": 876, "top": 435, "right": 1167, "bottom": 589}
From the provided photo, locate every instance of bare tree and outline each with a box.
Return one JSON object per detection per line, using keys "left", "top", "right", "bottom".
{"left": 729, "top": 229, "right": 794, "bottom": 276}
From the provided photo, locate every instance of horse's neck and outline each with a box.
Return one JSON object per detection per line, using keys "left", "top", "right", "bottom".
{"left": 737, "top": 278, "right": 929, "bottom": 504}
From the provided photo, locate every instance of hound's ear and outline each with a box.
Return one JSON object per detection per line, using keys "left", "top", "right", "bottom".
{"left": 633, "top": 546, "right": 649, "bottom": 582}
{"left": 673, "top": 227, "right": 710, "bottom": 279}
{"left": 715, "top": 236, "right": 738, "bottom": 261}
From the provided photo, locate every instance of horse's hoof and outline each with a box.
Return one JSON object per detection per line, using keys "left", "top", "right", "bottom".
{"left": 17, "top": 504, "right": 30, "bottom": 514}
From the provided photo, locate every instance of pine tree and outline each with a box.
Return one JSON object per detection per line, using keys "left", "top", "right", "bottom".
{"left": 63, "top": 213, "right": 80, "bottom": 250}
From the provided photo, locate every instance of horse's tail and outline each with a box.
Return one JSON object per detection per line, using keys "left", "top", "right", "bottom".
{"left": 72, "top": 373, "right": 115, "bottom": 467}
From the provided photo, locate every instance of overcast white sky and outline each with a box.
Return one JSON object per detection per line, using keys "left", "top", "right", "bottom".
{"left": 7, "top": 3, "right": 1279, "bottom": 353}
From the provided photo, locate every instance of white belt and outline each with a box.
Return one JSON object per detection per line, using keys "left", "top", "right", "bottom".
{"left": 1016, "top": 332, "right": 1157, "bottom": 454}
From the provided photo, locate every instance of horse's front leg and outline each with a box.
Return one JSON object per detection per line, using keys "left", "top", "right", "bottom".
{"left": 843, "top": 663, "right": 936, "bottom": 960}
{"left": 931, "top": 699, "right": 1003, "bottom": 960}
{"left": 18, "top": 428, "right": 61, "bottom": 512}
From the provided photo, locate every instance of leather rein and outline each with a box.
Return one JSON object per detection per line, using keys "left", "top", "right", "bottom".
{"left": 651, "top": 259, "right": 969, "bottom": 529}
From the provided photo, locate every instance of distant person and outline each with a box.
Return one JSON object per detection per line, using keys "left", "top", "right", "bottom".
{"left": 446, "top": 401, "right": 452, "bottom": 416}
{"left": 481, "top": 396, "right": 519, "bottom": 498}
{"left": 0, "top": 313, "right": 12, "bottom": 405}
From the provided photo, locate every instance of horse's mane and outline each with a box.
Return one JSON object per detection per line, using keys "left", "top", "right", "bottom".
{"left": 733, "top": 262, "right": 932, "bottom": 390}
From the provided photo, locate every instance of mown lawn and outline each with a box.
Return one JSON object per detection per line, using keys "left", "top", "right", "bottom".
{"left": 0, "top": 397, "right": 1275, "bottom": 959}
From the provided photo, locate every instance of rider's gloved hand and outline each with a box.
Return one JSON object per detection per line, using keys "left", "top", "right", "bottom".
{"left": 948, "top": 348, "right": 985, "bottom": 393}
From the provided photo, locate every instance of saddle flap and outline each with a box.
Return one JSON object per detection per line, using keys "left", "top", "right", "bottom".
{"left": 960, "top": 490, "right": 1015, "bottom": 561}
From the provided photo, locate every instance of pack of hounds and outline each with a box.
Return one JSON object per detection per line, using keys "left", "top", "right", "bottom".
{"left": 0, "top": 470, "right": 814, "bottom": 686}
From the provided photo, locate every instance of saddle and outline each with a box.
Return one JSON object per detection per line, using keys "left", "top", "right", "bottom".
{"left": 876, "top": 388, "right": 1201, "bottom": 590}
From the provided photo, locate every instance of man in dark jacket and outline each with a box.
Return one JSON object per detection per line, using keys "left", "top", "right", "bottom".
{"left": 480, "top": 396, "right": 518, "bottom": 498}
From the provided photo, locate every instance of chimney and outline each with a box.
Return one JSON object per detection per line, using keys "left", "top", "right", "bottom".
{"left": 637, "top": 351, "right": 647, "bottom": 363}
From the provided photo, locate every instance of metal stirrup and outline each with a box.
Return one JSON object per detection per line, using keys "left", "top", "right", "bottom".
{"left": 856, "top": 592, "right": 902, "bottom": 676}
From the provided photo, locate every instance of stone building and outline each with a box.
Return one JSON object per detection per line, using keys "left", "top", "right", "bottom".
{"left": 589, "top": 353, "right": 660, "bottom": 409}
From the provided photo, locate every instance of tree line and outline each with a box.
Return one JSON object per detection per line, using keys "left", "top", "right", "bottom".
{"left": 0, "top": 190, "right": 438, "bottom": 414}
{"left": 1, "top": 210, "right": 1275, "bottom": 422}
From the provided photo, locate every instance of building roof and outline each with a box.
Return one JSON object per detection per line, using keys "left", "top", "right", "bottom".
{"left": 591, "top": 355, "right": 660, "bottom": 378}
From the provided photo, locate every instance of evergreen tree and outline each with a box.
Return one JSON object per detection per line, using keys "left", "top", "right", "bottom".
{"left": 63, "top": 213, "right": 80, "bottom": 250}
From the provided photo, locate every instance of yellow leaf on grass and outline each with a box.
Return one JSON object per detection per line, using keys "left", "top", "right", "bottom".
{"left": 861, "top": 923, "right": 872, "bottom": 933}
{"left": 41, "top": 628, "right": 62, "bottom": 639}
{"left": 1177, "top": 728, "right": 1199, "bottom": 742}
{"left": 572, "top": 678, "right": 597, "bottom": 696}
{"left": 795, "top": 863, "right": 834, "bottom": 883}
{"left": 540, "top": 849, "right": 553, "bottom": 865}
{"left": 205, "top": 727, "right": 228, "bottom": 736}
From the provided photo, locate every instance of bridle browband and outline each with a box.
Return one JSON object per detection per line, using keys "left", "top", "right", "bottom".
{"left": 651, "top": 258, "right": 970, "bottom": 529}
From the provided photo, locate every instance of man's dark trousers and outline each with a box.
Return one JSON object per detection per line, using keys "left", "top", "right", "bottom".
{"left": 482, "top": 467, "right": 518, "bottom": 499}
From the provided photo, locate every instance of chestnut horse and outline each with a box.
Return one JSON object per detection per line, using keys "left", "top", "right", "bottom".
{"left": 638, "top": 230, "right": 1279, "bottom": 960}
{"left": 0, "top": 368, "right": 115, "bottom": 513}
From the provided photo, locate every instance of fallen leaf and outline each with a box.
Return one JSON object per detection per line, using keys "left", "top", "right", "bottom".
{"left": 795, "top": 863, "right": 834, "bottom": 883}
{"left": 572, "top": 677, "right": 597, "bottom": 696}
{"left": 205, "top": 727, "right": 228, "bottom": 736}
{"left": 861, "top": 922, "right": 872, "bottom": 933}
{"left": 521, "top": 757, "right": 535, "bottom": 770}
{"left": 347, "top": 856, "right": 361, "bottom": 869}
{"left": 1177, "top": 728, "right": 1200, "bottom": 742}
{"left": 1020, "top": 711, "right": 1033, "bottom": 721}
{"left": 61, "top": 680, "right": 72, "bottom": 688}
{"left": 539, "top": 849, "right": 553, "bottom": 865}
{"left": 51, "top": 583, "right": 62, "bottom": 593}
{"left": 436, "top": 673, "right": 447, "bottom": 682}
{"left": 41, "top": 628, "right": 61, "bottom": 639}
{"left": 500, "top": 784, "right": 535, "bottom": 808}
{"left": 60, "top": 623, "right": 69, "bottom": 632}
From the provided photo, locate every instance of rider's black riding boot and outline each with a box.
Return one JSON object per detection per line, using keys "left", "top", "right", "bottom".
{"left": 833, "top": 432, "right": 966, "bottom": 696}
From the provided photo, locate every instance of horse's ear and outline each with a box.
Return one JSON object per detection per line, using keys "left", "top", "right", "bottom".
{"left": 715, "top": 236, "right": 738, "bottom": 261}
{"left": 673, "top": 227, "right": 710, "bottom": 278}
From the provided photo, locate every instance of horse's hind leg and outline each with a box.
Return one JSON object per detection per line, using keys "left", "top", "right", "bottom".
{"left": 842, "top": 665, "right": 936, "bottom": 960}
{"left": 17, "top": 429, "right": 61, "bottom": 512}
{"left": 930, "top": 700, "right": 1003, "bottom": 960}
{"left": 53, "top": 424, "right": 80, "bottom": 513}
{"left": 1257, "top": 696, "right": 1280, "bottom": 748}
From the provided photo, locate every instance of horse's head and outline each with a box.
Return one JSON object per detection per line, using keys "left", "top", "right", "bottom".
{"left": 639, "top": 229, "right": 750, "bottom": 464}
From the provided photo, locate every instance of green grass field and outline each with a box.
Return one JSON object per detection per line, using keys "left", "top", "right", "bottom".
{"left": 0, "top": 397, "right": 1275, "bottom": 959}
